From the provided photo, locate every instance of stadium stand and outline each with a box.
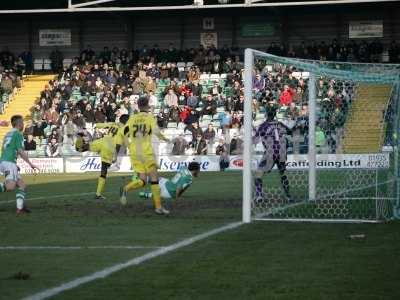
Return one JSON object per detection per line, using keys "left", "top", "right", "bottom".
{"left": 0, "top": 75, "right": 54, "bottom": 145}
{"left": 342, "top": 84, "right": 393, "bottom": 153}
{"left": 8, "top": 38, "right": 397, "bottom": 158}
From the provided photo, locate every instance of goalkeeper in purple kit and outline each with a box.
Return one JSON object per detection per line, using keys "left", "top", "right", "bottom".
{"left": 253, "top": 108, "right": 292, "bottom": 203}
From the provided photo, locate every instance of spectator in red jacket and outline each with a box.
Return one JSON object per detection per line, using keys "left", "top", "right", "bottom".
{"left": 179, "top": 106, "right": 191, "bottom": 123}
{"left": 279, "top": 84, "right": 294, "bottom": 106}
{"left": 178, "top": 81, "right": 191, "bottom": 97}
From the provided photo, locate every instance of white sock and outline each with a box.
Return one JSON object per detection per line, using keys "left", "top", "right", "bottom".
{"left": 16, "top": 198, "right": 24, "bottom": 209}
{"left": 16, "top": 188, "right": 26, "bottom": 209}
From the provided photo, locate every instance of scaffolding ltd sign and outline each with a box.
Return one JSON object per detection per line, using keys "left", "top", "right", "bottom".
{"left": 39, "top": 29, "right": 71, "bottom": 46}
{"left": 229, "top": 153, "right": 390, "bottom": 170}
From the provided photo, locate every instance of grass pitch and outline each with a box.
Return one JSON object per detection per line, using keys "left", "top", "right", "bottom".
{"left": 0, "top": 172, "right": 399, "bottom": 300}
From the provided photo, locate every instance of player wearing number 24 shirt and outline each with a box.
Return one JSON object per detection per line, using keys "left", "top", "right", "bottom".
{"left": 119, "top": 96, "right": 171, "bottom": 215}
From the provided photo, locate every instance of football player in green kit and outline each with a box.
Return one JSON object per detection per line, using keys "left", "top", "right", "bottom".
{"left": 0, "top": 115, "right": 39, "bottom": 214}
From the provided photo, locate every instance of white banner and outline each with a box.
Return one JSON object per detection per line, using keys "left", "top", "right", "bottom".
{"left": 39, "top": 29, "right": 71, "bottom": 46}
{"left": 229, "top": 153, "right": 390, "bottom": 170}
{"left": 200, "top": 32, "right": 218, "bottom": 48}
{"left": 65, "top": 156, "right": 131, "bottom": 173}
{"left": 158, "top": 156, "right": 219, "bottom": 172}
{"left": 65, "top": 155, "right": 220, "bottom": 173}
{"left": 349, "top": 21, "right": 383, "bottom": 39}
{"left": 8, "top": 153, "right": 389, "bottom": 175}
{"left": 16, "top": 158, "right": 64, "bottom": 174}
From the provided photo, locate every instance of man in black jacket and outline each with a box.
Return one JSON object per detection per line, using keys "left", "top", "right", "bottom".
{"left": 202, "top": 95, "right": 217, "bottom": 117}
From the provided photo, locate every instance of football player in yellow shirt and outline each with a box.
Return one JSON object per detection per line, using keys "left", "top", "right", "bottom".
{"left": 119, "top": 97, "right": 170, "bottom": 215}
{"left": 76, "top": 114, "right": 129, "bottom": 200}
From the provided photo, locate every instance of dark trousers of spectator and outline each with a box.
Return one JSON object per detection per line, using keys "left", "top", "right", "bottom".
{"left": 219, "top": 159, "right": 229, "bottom": 171}
{"left": 202, "top": 108, "right": 216, "bottom": 118}
{"left": 169, "top": 107, "right": 180, "bottom": 124}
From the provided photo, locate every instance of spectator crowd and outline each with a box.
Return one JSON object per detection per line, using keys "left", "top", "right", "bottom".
{"left": 0, "top": 37, "right": 397, "bottom": 158}
{"left": 0, "top": 47, "right": 27, "bottom": 114}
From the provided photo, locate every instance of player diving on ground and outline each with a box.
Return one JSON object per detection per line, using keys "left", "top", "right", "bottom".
{"left": 139, "top": 161, "right": 200, "bottom": 201}
{"left": 253, "top": 108, "right": 293, "bottom": 203}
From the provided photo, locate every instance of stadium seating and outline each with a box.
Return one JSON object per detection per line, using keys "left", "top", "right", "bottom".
{"left": 34, "top": 59, "right": 44, "bottom": 71}
{"left": 342, "top": 84, "right": 392, "bottom": 153}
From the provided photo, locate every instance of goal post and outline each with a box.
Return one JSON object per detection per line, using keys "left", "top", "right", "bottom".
{"left": 243, "top": 48, "right": 253, "bottom": 223}
{"left": 242, "top": 48, "right": 400, "bottom": 223}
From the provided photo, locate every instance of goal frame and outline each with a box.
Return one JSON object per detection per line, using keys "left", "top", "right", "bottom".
{"left": 242, "top": 48, "right": 400, "bottom": 223}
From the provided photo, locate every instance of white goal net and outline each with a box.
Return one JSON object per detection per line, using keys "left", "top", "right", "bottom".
{"left": 242, "top": 49, "right": 400, "bottom": 223}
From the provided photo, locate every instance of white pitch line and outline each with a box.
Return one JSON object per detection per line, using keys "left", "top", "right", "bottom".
{"left": 0, "top": 192, "right": 95, "bottom": 205}
{"left": 21, "top": 221, "right": 243, "bottom": 300}
{"left": 0, "top": 246, "right": 162, "bottom": 250}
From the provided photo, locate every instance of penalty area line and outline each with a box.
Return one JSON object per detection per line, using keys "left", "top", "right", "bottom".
{"left": 21, "top": 221, "right": 243, "bottom": 300}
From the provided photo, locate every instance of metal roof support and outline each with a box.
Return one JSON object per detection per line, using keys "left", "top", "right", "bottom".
{"left": 0, "top": 0, "right": 397, "bottom": 14}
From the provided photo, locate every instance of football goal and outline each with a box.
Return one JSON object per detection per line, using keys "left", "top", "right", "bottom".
{"left": 242, "top": 49, "right": 400, "bottom": 223}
